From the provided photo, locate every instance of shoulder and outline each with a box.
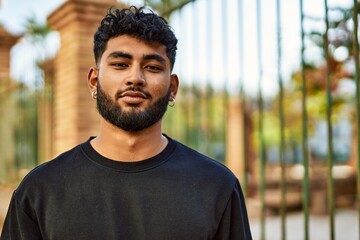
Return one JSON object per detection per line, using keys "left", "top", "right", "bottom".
{"left": 171, "top": 139, "right": 238, "bottom": 187}
{"left": 25, "top": 144, "right": 82, "bottom": 178}
{"left": 14, "top": 144, "right": 84, "bottom": 199}
{"left": 173, "top": 140, "right": 235, "bottom": 174}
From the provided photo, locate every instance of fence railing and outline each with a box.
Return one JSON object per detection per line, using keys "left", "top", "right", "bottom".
{"left": 166, "top": 0, "right": 359, "bottom": 239}
{"left": 0, "top": 0, "right": 359, "bottom": 239}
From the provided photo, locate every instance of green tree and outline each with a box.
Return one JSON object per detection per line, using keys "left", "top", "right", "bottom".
{"left": 5, "top": 16, "right": 53, "bottom": 183}
{"left": 144, "top": 0, "right": 194, "bottom": 19}
{"left": 256, "top": 4, "right": 357, "bottom": 163}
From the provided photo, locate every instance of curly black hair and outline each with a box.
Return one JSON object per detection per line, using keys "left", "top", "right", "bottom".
{"left": 93, "top": 6, "right": 178, "bottom": 70}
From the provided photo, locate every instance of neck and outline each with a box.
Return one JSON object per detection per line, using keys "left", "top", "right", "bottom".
{"left": 91, "top": 120, "right": 168, "bottom": 162}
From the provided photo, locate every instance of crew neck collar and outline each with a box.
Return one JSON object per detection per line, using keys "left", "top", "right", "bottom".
{"left": 80, "top": 134, "right": 176, "bottom": 172}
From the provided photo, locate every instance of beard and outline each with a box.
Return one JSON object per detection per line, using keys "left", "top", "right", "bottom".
{"left": 96, "top": 84, "right": 170, "bottom": 132}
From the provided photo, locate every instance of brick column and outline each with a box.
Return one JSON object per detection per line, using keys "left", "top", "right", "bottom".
{"left": 226, "top": 99, "right": 246, "bottom": 179}
{"left": 0, "top": 26, "right": 19, "bottom": 182}
{"left": 0, "top": 25, "right": 19, "bottom": 86}
{"left": 47, "top": 0, "right": 125, "bottom": 156}
{"left": 226, "top": 98, "right": 255, "bottom": 194}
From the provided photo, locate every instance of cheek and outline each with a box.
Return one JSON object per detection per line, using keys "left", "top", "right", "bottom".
{"left": 154, "top": 85, "right": 171, "bottom": 99}
{"left": 149, "top": 79, "right": 170, "bottom": 95}
{"left": 98, "top": 68, "right": 120, "bottom": 86}
{"left": 98, "top": 77, "right": 117, "bottom": 98}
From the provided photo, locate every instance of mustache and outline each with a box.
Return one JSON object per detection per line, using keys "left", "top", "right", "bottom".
{"left": 115, "top": 87, "right": 152, "bottom": 99}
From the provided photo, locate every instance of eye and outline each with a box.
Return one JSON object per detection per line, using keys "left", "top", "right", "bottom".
{"left": 145, "top": 65, "right": 163, "bottom": 72}
{"left": 111, "top": 62, "right": 128, "bottom": 69}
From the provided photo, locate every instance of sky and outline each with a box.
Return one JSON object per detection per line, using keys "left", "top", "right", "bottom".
{"left": 0, "top": 0, "right": 143, "bottom": 87}
{"left": 0, "top": 0, "right": 355, "bottom": 96}
{"left": 0, "top": 0, "right": 148, "bottom": 34}
{"left": 0, "top": 0, "right": 64, "bottom": 34}
{"left": 0, "top": 0, "right": 66, "bottom": 87}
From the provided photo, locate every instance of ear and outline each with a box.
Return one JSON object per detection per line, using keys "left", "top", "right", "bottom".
{"left": 88, "top": 66, "right": 99, "bottom": 94}
{"left": 170, "top": 74, "right": 179, "bottom": 99}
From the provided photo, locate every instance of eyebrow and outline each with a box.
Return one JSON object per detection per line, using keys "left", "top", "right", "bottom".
{"left": 107, "top": 51, "right": 132, "bottom": 60}
{"left": 143, "top": 54, "right": 167, "bottom": 64}
{"left": 107, "top": 51, "right": 167, "bottom": 64}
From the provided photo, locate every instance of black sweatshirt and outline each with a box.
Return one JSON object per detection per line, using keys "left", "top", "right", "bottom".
{"left": 1, "top": 136, "right": 252, "bottom": 240}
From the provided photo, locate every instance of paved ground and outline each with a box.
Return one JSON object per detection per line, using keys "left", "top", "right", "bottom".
{"left": 0, "top": 184, "right": 13, "bottom": 232}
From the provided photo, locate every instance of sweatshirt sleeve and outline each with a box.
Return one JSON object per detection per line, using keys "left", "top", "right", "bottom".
{"left": 213, "top": 180, "right": 252, "bottom": 240}
{"left": 0, "top": 192, "right": 42, "bottom": 240}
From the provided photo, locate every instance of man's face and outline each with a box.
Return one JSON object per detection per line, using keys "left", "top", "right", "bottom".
{"left": 89, "top": 35, "right": 178, "bottom": 131}
{"left": 96, "top": 83, "right": 170, "bottom": 131}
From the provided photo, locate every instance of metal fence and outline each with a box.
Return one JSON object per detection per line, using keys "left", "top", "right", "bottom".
{"left": 1, "top": 0, "right": 359, "bottom": 239}
{"left": 164, "top": 0, "right": 359, "bottom": 239}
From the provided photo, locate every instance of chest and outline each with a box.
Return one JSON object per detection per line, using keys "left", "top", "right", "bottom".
{"left": 38, "top": 173, "right": 221, "bottom": 240}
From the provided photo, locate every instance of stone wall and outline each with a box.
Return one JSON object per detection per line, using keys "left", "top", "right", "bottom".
{"left": 47, "top": 0, "right": 125, "bottom": 157}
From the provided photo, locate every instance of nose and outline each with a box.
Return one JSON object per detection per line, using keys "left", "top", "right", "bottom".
{"left": 126, "top": 66, "right": 145, "bottom": 87}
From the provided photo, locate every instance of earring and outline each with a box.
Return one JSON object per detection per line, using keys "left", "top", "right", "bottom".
{"left": 169, "top": 98, "right": 175, "bottom": 107}
{"left": 91, "top": 91, "right": 97, "bottom": 99}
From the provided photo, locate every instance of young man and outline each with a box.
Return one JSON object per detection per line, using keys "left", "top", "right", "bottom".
{"left": 1, "top": 6, "right": 252, "bottom": 239}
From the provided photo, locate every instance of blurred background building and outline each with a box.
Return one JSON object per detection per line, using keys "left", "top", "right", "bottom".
{"left": 0, "top": 0, "right": 359, "bottom": 239}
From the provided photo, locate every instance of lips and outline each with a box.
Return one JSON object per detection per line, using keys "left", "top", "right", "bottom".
{"left": 120, "top": 91, "right": 147, "bottom": 98}
{"left": 119, "top": 91, "right": 148, "bottom": 105}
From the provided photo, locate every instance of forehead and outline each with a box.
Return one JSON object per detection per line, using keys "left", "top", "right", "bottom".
{"left": 103, "top": 35, "right": 168, "bottom": 61}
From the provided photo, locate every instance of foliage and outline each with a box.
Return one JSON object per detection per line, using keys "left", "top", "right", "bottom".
{"left": 22, "top": 15, "right": 52, "bottom": 42}
{"left": 144, "top": 0, "right": 194, "bottom": 19}
{"left": 0, "top": 17, "right": 53, "bottom": 183}
{"left": 251, "top": 4, "right": 357, "bottom": 160}
{"left": 163, "top": 82, "right": 228, "bottom": 161}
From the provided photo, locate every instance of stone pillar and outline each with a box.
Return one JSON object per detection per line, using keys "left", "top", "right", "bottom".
{"left": 47, "top": 0, "right": 125, "bottom": 156}
{"left": 226, "top": 98, "right": 255, "bottom": 193}
{"left": 0, "top": 26, "right": 19, "bottom": 182}
{"left": 0, "top": 25, "right": 19, "bottom": 86}
{"left": 226, "top": 98, "right": 246, "bottom": 180}
{"left": 38, "top": 59, "right": 55, "bottom": 163}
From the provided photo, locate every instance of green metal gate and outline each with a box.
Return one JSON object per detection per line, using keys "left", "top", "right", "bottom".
{"left": 164, "top": 0, "right": 360, "bottom": 239}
